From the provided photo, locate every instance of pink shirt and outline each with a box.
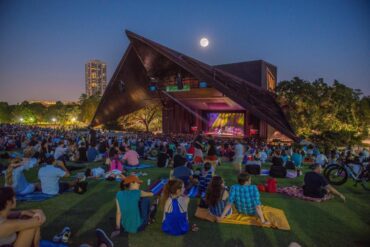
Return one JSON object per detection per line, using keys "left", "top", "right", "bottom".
{"left": 123, "top": 150, "right": 140, "bottom": 166}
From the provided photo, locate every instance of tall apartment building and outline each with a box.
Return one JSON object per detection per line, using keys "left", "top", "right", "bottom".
{"left": 85, "top": 60, "right": 107, "bottom": 96}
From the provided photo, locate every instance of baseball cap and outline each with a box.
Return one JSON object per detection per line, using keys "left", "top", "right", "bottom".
{"left": 123, "top": 175, "right": 143, "bottom": 185}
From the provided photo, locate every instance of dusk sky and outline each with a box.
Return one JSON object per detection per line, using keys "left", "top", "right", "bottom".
{"left": 0, "top": 0, "right": 369, "bottom": 104}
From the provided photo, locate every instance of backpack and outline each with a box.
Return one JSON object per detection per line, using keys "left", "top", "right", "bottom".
{"left": 266, "top": 178, "right": 277, "bottom": 193}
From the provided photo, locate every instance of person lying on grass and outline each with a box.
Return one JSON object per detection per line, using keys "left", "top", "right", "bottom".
{"left": 161, "top": 179, "right": 199, "bottom": 235}
{"left": 303, "top": 163, "right": 345, "bottom": 201}
{"left": 216, "top": 173, "right": 269, "bottom": 225}
{"left": 38, "top": 156, "right": 78, "bottom": 195}
{"left": 112, "top": 175, "right": 154, "bottom": 236}
{"left": 205, "top": 176, "right": 232, "bottom": 218}
{"left": 0, "top": 187, "right": 46, "bottom": 247}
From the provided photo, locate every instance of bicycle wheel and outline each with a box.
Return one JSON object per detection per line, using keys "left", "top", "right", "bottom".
{"left": 360, "top": 170, "right": 370, "bottom": 191}
{"left": 324, "top": 164, "right": 337, "bottom": 177}
{"left": 326, "top": 165, "right": 348, "bottom": 185}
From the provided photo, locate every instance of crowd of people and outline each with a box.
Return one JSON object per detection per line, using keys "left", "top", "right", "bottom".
{"left": 0, "top": 124, "right": 369, "bottom": 246}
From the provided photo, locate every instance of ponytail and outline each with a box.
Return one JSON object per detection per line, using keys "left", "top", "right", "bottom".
{"left": 160, "top": 179, "right": 184, "bottom": 209}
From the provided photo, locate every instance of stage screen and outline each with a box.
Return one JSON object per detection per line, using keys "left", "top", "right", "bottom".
{"left": 206, "top": 112, "right": 244, "bottom": 137}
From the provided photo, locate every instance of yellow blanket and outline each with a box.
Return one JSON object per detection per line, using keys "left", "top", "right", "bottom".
{"left": 195, "top": 206, "right": 290, "bottom": 231}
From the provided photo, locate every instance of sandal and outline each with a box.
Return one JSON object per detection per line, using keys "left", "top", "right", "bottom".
{"left": 191, "top": 224, "right": 199, "bottom": 232}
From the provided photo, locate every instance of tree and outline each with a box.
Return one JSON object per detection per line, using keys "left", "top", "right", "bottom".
{"left": 276, "top": 77, "right": 368, "bottom": 147}
{"left": 0, "top": 102, "right": 10, "bottom": 123}
{"left": 118, "top": 103, "right": 162, "bottom": 132}
{"left": 79, "top": 94, "right": 101, "bottom": 124}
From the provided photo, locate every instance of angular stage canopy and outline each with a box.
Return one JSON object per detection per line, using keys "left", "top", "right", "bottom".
{"left": 91, "top": 30, "right": 298, "bottom": 142}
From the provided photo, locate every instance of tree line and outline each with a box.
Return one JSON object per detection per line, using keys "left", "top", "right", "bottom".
{"left": 276, "top": 77, "right": 370, "bottom": 147}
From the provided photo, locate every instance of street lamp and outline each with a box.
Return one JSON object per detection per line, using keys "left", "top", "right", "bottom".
{"left": 19, "top": 117, "right": 24, "bottom": 122}
{"left": 52, "top": 117, "right": 56, "bottom": 122}
{"left": 71, "top": 117, "right": 76, "bottom": 122}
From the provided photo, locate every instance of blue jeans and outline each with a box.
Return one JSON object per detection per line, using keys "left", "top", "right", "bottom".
{"left": 138, "top": 197, "right": 151, "bottom": 231}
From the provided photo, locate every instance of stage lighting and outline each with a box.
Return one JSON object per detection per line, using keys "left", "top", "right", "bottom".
{"left": 176, "top": 72, "right": 183, "bottom": 90}
{"left": 148, "top": 85, "right": 157, "bottom": 92}
{"left": 199, "top": 81, "right": 208, "bottom": 88}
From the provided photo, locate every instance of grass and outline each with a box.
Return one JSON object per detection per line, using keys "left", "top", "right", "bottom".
{"left": 1, "top": 159, "right": 370, "bottom": 247}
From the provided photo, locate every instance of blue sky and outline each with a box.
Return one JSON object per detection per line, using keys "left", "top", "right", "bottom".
{"left": 0, "top": 0, "right": 369, "bottom": 104}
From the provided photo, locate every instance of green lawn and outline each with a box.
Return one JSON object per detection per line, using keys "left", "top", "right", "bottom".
{"left": 1, "top": 160, "right": 370, "bottom": 247}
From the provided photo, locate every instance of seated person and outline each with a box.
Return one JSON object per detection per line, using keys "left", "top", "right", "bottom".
{"left": 77, "top": 142, "right": 88, "bottom": 163}
{"left": 173, "top": 147, "right": 188, "bottom": 168}
{"left": 217, "top": 173, "right": 269, "bottom": 224}
{"left": 171, "top": 161, "right": 196, "bottom": 190}
{"left": 157, "top": 145, "right": 170, "bottom": 168}
{"left": 38, "top": 156, "right": 77, "bottom": 195}
{"left": 53, "top": 141, "right": 69, "bottom": 162}
{"left": 87, "top": 144, "right": 99, "bottom": 162}
{"left": 269, "top": 152, "right": 287, "bottom": 178}
{"left": 0, "top": 187, "right": 46, "bottom": 247}
{"left": 303, "top": 164, "right": 345, "bottom": 201}
{"left": 161, "top": 179, "right": 190, "bottom": 236}
{"left": 205, "top": 176, "right": 232, "bottom": 217}
{"left": 198, "top": 162, "right": 213, "bottom": 195}
{"left": 4, "top": 156, "right": 39, "bottom": 195}
{"left": 112, "top": 175, "right": 154, "bottom": 235}
{"left": 122, "top": 146, "right": 140, "bottom": 167}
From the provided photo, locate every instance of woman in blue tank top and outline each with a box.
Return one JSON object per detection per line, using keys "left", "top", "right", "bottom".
{"left": 161, "top": 179, "right": 190, "bottom": 236}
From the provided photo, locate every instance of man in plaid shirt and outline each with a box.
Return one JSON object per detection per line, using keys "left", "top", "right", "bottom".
{"left": 217, "top": 173, "right": 269, "bottom": 224}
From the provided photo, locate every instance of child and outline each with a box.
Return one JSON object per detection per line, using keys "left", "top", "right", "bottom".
{"left": 198, "top": 162, "right": 213, "bottom": 195}
{"left": 161, "top": 179, "right": 192, "bottom": 236}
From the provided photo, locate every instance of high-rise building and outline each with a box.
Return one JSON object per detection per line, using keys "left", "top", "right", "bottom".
{"left": 85, "top": 60, "right": 107, "bottom": 96}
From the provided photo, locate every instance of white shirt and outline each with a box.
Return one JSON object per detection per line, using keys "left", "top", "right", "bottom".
{"left": 54, "top": 146, "right": 68, "bottom": 159}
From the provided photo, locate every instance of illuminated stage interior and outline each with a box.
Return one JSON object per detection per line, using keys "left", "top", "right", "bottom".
{"left": 205, "top": 112, "right": 245, "bottom": 137}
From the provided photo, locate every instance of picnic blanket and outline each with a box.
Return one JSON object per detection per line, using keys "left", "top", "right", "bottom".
{"left": 124, "top": 164, "right": 154, "bottom": 170}
{"left": 148, "top": 179, "right": 199, "bottom": 198}
{"left": 186, "top": 185, "right": 199, "bottom": 198}
{"left": 277, "top": 186, "right": 333, "bottom": 202}
{"left": 195, "top": 206, "right": 290, "bottom": 230}
{"left": 148, "top": 179, "right": 168, "bottom": 195}
{"left": 16, "top": 192, "right": 56, "bottom": 202}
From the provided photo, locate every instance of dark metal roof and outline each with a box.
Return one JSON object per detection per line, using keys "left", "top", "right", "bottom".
{"left": 91, "top": 30, "right": 298, "bottom": 141}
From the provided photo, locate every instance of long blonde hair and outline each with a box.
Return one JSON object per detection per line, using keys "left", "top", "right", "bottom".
{"left": 160, "top": 179, "right": 184, "bottom": 209}
{"left": 6, "top": 158, "right": 22, "bottom": 186}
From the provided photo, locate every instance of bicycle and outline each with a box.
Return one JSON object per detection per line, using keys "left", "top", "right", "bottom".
{"left": 324, "top": 160, "right": 370, "bottom": 191}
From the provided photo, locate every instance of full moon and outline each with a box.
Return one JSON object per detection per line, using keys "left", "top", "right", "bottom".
{"left": 200, "top": 38, "right": 209, "bottom": 47}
